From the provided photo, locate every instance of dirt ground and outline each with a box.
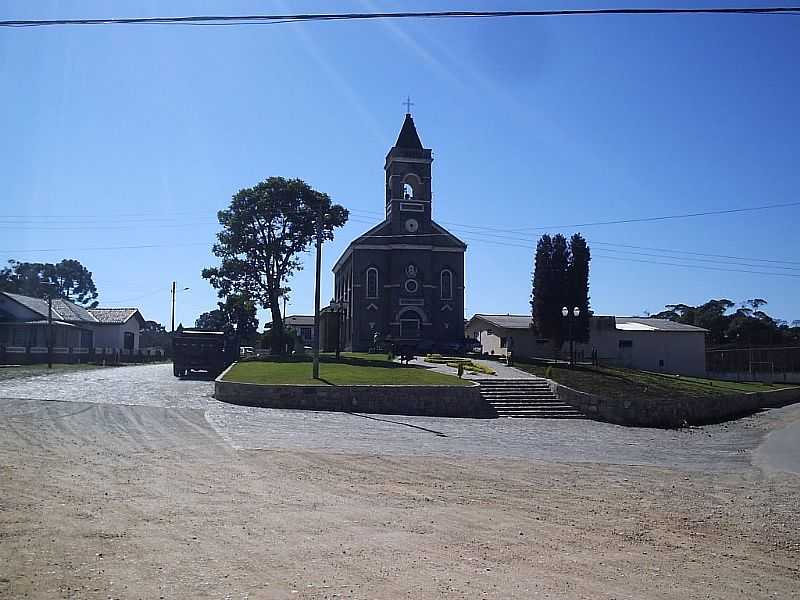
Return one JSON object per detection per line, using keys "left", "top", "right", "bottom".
{"left": 1, "top": 367, "right": 799, "bottom": 599}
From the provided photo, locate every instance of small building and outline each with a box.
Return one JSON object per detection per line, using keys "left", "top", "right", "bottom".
{"left": 466, "top": 313, "right": 708, "bottom": 376}
{"left": 0, "top": 291, "right": 146, "bottom": 363}
{"left": 284, "top": 315, "right": 315, "bottom": 347}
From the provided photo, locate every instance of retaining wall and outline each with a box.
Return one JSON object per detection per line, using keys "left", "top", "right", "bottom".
{"left": 551, "top": 381, "right": 800, "bottom": 428}
{"left": 214, "top": 365, "right": 491, "bottom": 418}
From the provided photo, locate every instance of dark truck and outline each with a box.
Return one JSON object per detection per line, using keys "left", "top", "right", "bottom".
{"left": 172, "top": 328, "right": 237, "bottom": 377}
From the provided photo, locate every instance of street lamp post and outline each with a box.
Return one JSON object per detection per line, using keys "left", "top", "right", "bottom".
{"left": 40, "top": 282, "right": 58, "bottom": 370}
{"left": 562, "top": 306, "right": 581, "bottom": 367}
{"left": 170, "top": 282, "right": 190, "bottom": 333}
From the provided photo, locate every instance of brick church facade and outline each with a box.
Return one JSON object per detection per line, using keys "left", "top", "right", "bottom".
{"left": 331, "top": 113, "right": 466, "bottom": 351}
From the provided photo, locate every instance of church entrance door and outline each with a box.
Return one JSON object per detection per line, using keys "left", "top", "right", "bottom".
{"left": 400, "top": 317, "right": 421, "bottom": 339}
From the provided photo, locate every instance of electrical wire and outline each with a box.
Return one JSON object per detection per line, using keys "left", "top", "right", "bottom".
{"left": 2, "top": 7, "right": 799, "bottom": 28}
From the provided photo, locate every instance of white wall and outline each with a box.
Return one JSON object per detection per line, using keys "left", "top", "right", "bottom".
{"left": 466, "top": 317, "right": 706, "bottom": 376}
{"left": 90, "top": 320, "right": 140, "bottom": 351}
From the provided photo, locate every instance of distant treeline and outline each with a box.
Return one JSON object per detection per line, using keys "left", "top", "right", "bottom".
{"left": 649, "top": 299, "right": 800, "bottom": 347}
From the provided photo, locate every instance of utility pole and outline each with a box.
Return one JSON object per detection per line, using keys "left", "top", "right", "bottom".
{"left": 312, "top": 204, "right": 324, "bottom": 379}
{"left": 47, "top": 293, "right": 53, "bottom": 369}
{"left": 171, "top": 281, "right": 176, "bottom": 333}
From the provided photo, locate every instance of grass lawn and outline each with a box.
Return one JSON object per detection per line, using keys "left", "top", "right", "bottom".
{"left": 516, "top": 363, "right": 795, "bottom": 399}
{"left": 224, "top": 353, "right": 472, "bottom": 386}
{"left": 0, "top": 363, "right": 117, "bottom": 382}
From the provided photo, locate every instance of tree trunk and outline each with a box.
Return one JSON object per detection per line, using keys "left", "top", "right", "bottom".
{"left": 269, "top": 296, "right": 284, "bottom": 355}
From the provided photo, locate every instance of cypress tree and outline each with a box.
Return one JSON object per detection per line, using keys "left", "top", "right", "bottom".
{"left": 567, "top": 233, "right": 591, "bottom": 343}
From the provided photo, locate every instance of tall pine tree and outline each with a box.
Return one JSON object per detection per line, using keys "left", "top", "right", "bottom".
{"left": 531, "top": 233, "right": 591, "bottom": 354}
{"left": 567, "top": 233, "right": 591, "bottom": 343}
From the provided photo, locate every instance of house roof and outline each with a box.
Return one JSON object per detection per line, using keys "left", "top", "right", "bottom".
{"left": 394, "top": 113, "right": 424, "bottom": 150}
{"left": 467, "top": 314, "right": 708, "bottom": 334}
{"left": 284, "top": 315, "right": 315, "bottom": 327}
{"left": 53, "top": 299, "right": 95, "bottom": 322}
{"left": 1, "top": 292, "right": 145, "bottom": 327}
{"left": 615, "top": 317, "right": 708, "bottom": 333}
{"left": 88, "top": 308, "right": 141, "bottom": 325}
{"left": 332, "top": 219, "right": 467, "bottom": 273}
{"left": 467, "top": 314, "right": 534, "bottom": 330}
{"left": 3, "top": 292, "right": 57, "bottom": 320}
{"left": 7, "top": 320, "right": 84, "bottom": 328}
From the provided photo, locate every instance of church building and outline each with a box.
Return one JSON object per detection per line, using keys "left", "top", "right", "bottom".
{"left": 331, "top": 112, "right": 467, "bottom": 351}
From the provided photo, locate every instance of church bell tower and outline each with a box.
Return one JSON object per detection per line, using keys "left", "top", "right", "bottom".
{"left": 384, "top": 111, "right": 433, "bottom": 236}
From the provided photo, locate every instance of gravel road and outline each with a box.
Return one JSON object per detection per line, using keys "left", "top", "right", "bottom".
{"left": 1, "top": 363, "right": 798, "bottom": 599}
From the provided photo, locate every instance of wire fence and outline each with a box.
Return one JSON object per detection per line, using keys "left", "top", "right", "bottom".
{"left": 706, "top": 346, "right": 800, "bottom": 383}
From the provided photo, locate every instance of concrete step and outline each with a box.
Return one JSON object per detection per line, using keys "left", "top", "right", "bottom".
{"left": 488, "top": 402, "right": 569, "bottom": 408}
{"left": 479, "top": 381, "right": 551, "bottom": 387}
{"left": 495, "top": 412, "right": 585, "bottom": 419}
{"left": 483, "top": 390, "right": 553, "bottom": 394}
{"left": 480, "top": 386, "right": 553, "bottom": 392}
{"left": 479, "top": 391, "right": 557, "bottom": 398}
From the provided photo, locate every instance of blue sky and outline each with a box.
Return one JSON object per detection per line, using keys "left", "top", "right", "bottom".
{"left": 2, "top": 1, "right": 799, "bottom": 329}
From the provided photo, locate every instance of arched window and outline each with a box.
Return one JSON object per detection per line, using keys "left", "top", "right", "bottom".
{"left": 366, "top": 267, "right": 379, "bottom": 299}
{"left": 403, "top": 182, "right": 414, "bottom": 199}
{"left": 440, "top": 269, "right": 453, "bottom": 300}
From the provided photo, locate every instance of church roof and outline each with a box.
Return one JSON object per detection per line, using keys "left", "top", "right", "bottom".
{"left": 394, "top": 113, "right": 424, "bottom": 150}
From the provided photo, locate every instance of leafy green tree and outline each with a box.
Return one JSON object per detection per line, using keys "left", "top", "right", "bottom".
{"left": 651, "top": 298, "right": 798, "bottom": 347}
{"left": 139, "top": 320, "right": 171, "bottom": 352}
{"left": 196, "top": 294, "right": 260, "bottom": 344}
{"left": 202, "top": 177, "right": 348, "bottom": 353}
{"left": 195, "top": 309, "right": 228, "bottom": 331}
{"left": 0, "top": 259, "right": 99, "bottom": 307}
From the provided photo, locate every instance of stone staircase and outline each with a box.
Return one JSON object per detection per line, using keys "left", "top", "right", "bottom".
{"left": 478, "top": 378, "right": 586, "bottom": 419}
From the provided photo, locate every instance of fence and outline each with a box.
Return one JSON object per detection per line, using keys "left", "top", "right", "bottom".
{"left": 0, "top": 345, "right": 167, "bottom": 366}
{"left": 706, "top": 346, "right": 800, "bottom": 384}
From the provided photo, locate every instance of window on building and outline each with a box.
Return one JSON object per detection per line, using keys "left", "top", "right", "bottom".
{"left": 124, "top": 331, "right": 135, "bottom": 351}
{"left": 440, "top": 269, "right": 453, "bottom": 300}
{"left": 619, "top": 340, "right": 633, "bottom": 348}
{"left": 404, "top": 278, "right": 419, "bottom": 294}
{"left": 366, "top": 267, "right": 379, "bottom": 299}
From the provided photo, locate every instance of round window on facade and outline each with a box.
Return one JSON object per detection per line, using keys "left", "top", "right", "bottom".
{"left": 404, "top": 279, "right": 419, "bottom": 294}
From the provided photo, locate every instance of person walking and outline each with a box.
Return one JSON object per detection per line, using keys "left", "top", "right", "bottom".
{"left": 506, "top": 335, "right": 515, "bottom": 366}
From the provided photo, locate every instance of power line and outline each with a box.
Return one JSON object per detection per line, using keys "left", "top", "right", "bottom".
{"left": 349, "top": 199, "right": 800, "bottom": 234}
{"left": 0, "top": 242, "right": 210, "bottom": 253}
{"left": 591, "top": 253, "right": 800, "bottom": 278}
{"left": 2, "top": 7, "right": 799, "bottom": 28}
{"left": 591, "top": 241, "right": 800, "bottom": 266}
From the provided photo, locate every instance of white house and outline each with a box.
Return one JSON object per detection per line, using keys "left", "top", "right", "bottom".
{"left": 0, "top": 291, "right": 146, "bottom": 362}
{"left": 465, "top": 313, "right": 708, "bottom": 376}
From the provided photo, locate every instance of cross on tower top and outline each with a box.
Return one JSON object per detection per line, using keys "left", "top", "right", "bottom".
{"left": 403, "top": 96, "right": 414, "bottom": 115}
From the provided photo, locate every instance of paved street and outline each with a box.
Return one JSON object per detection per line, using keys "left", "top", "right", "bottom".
{"left": 2, "top": 363, "right": 797, "bottom": 473}
{"left": 2, "top": 363, "right": 799, "bottom": 600}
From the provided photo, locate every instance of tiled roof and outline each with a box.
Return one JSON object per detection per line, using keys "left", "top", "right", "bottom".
{"left": 2, "top": 292, "right": 145, "bottom": 327}
{"left": 88, "top": 308, "right": 139, "bottom": 324}
{"left": 52, "top": 299, "right": 96, "bottom": 322}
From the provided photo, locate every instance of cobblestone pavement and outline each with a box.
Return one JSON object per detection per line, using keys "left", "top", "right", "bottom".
{"left": 2, "top": 363, "right": 797, "bottom": 474}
